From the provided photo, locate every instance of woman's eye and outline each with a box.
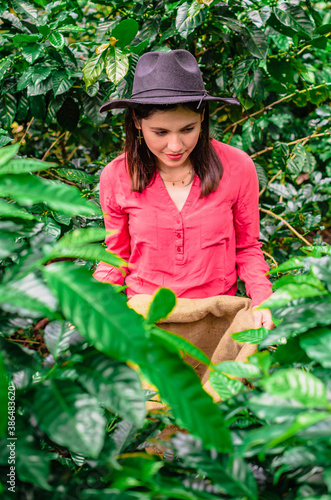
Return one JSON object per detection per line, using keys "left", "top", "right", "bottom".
{"left": 155, "top": 131, "right": 167, "bottom": 136}
{"left": 183, "top": 128, "right": 194, "bottom": 133}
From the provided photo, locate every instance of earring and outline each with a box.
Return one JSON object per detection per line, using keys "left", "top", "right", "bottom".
{"left": 199, "top": 128, "right": 202, "bottom": 138}
{"left": 138, "top": 130, "right": 143, "bottom": 145}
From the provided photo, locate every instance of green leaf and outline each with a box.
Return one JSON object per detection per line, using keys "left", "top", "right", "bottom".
{"left": 0, "top": 158, "right": 56, "bottom": 175}
{"left": 0, "top": 135, "right": 13, "bottom": 147}
{"left": 22, "top": 44, "right": 43, "bottom": 64}
{"left": 142, "top": 335, "right": 233, "bottom": 452}
{"left": 0, "top": 174, "right": 100, "bottom": 216}
{"left": 287, "top": 143, "right": 307, "bottom": 177}
{"left": 12, "top": 0, "right": 37, "bottom": 18}
{"left": 308, "top": 257, "right": 331, "bottom": 293}
{"left": 248, "top": 393, "right": 305, "bottom": 422}
{"left": 213, "top": 361, "right": 261, "bottom": 378}
{"left": 15, "top": 432, "right": 57, "bottom": 491}
{"left": 43, "top": 262, "right": 147, "bottom": 362}
{"left": 248, "top": 350, "right": 271, "bottom": 377}
{"left": 105, "top": 47, "right": 129, "bottom": 85}
{"left": 54, "top": 228, "right": 107, "bottom": 248}
{"left": 0, "top": 143, "right": 20, "bottom": 167}
{"left": 33, "top": 380, "right": 106, "bottom": 458}
{"left": 76, "top": 350, "right": 146, "bottom": 426}
{"left": 0, "top": 284, "right": 59, "bottom": 319}
{"left": 255, "top": 162, "right": 268, "bottom": 188}
{"left": 272, "top": 141, "right": 289, "bottom": 171}
{"left": 259, "top": 369, "right": 329, "bottom": 408}
{"left": 83, "top": 52, "right": 105, "bottom": 88}
{"left": 243, "top": 24, "right": 268, "bottom": 60}
{"left": 268, "top": 256, "right": 305, "bottom": 274}
{"left": 209, "top": 371, "right": 245, "bottom": 400}
{"left": 176, "top": 2, "right": 208, "bottom": 39}
{"left": 56, "top": 25, "right": 85, "bottom": 33}
{"left": 0, "top": 94, "right": 17, "bottom": 128}
{"left": 44, "top": 320, "right": 78, "bottom": 359}
{"left": 233, "top": 59, "right": 257, "bottom": 93}
{"left": 48, "top": 31, "right": 65, "bottom": 49}
{"left": 112, "top": 19, "right": 139, "bottom": 49}
{"left": 51, "top": 69, "right": 74, "bottom": 97}
{"left": 0, "top": 57, "right": 11, "bottom": 83}
{"left": 232, "top": 327, "right": 270, "bottom": 344}
{"left": 299, "top": 327, "right": 331, "bottom": 368}
{"left": 13, "top": 33, "right": 41, "bottom": 45}
{"left": 150, "top": 326, "right": 211, "bottom": 366}
{"left": 260, "top": 283, "right": 327, "bottom": 309}
{"left": 274, "top": 3, "right": 315, "bottom": 37}
{"left": 48, "top": 243, "right": 125, "bottom": 268}
{"left": 272, "top": 273, "right": 325, "bottom": 292}
{"left": 0, "top": 198, "right": 37, "bottom": 220}
{"left": 146, "top": 288, "right": 176, "bottom": 324}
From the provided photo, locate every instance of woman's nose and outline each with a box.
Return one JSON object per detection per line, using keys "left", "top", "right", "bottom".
{"left": 167, "top": 134, "right": 182, "bottom": 152}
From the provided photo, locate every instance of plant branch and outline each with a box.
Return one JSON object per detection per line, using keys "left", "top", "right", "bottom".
{"left": 251, "top": 130, "right": 331, "bottom": 160}
{"left": 41, "top": 132, "right": 67, "bottom": 161}
{"left": 259, "top": 169, "right": 283, "bottom": 197}
{"left": 262, "top": 250, "right": 278, "bottom": 267}
{"left": 223, "top": 83, "right": 328, "bottom": 133}
{"left": 260, "top": 208, "right": 312, "bottom": 246}
{"left": 19, "top": 117, "right": 34, "bottom": 145}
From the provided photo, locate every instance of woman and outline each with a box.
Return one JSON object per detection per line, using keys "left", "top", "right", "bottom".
{"left": 94, "top": 49, "right": 274, "bottom": 332}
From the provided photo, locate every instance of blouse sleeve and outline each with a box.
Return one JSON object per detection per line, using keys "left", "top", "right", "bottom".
{"left": 93, "top": 162, "right": 130, "bottom": 286}
{"left": 232, "top": 155, "right": 273, "bottom": 308}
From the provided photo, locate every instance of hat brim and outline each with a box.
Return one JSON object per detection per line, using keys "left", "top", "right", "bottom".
{"left": 99, "top": 95, "right": 240, "bottom": 113}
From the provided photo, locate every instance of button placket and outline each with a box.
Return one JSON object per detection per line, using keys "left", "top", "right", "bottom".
{"left": 174, "top": 217, "right": 184, "bottom": 262}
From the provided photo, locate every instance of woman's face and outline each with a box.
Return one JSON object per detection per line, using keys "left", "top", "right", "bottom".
{"left": 135, "top": 105, "right": 204, "bottom": 172}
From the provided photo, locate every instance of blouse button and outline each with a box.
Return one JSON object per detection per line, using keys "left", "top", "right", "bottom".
{"left": 177, "top": 247, "right": 181, "bottom": 252}
{"left": 176, "top": 233, "right": 181, "bottom": 238}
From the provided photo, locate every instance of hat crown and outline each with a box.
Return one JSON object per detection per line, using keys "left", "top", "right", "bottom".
{"left": 131, "top": 50, "right": 205, "bottom": 97}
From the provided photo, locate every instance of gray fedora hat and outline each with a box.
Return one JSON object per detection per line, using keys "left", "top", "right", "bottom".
{"left": 100, "top": 49, "right": 240, "bottom": 112}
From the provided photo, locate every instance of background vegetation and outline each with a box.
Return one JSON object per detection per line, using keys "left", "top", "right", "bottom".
{"left": 0, "top": 0, "right": 331, "bottom": 498}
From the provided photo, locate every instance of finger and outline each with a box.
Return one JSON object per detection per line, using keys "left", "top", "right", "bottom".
{"left": 252, "top": 310, "right": 263, "bottom": 329}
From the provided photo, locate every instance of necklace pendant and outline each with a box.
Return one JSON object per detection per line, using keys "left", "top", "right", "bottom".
{"left": 172, "top": 182, "right": 175, "bottom": 186}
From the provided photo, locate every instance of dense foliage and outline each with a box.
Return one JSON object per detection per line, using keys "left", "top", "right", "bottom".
{"left": 0, "top": 0, "right": 331, "bottom": 498}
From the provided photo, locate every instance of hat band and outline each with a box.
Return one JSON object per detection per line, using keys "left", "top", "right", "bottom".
{"left": 131, "top": 88, "right": 210, "bottom": 108}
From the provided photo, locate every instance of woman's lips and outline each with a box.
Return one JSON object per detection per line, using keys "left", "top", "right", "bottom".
{"left": 165, "top": 153, "right": 184, "bottom": 160}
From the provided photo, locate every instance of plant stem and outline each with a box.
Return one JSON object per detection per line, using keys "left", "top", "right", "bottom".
{"left": 251, "top": 130, "right": 331, "bottom": 159}
{"left": 262, "top": 250, "right": 278, "bottom": 267}
{"left": 259, "top": 169, "right": 282, "bottom": 197}
{"left": 223, "top": 83, "right": 328, "bottom": 133}
{"left": 19, "top": 117, "right": 34, "bottom": 145}
{"left": 42, "top": 132, "right": 67, "bottom": 161}
{"left": 260, "top": 208, "right": 312, "bottom": 246}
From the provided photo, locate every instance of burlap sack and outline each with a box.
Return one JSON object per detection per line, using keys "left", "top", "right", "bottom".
{"left": 127, "top": 294, "right": 257, "bottom": 403}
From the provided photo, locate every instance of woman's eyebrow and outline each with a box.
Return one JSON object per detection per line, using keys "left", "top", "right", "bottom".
{"left": 150, "top": 121, "right": 198, "bottom": 131}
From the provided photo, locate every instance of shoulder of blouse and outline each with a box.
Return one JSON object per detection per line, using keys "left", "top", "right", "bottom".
{"left": 100, "top": 152, "right": 131, "bottom": 187}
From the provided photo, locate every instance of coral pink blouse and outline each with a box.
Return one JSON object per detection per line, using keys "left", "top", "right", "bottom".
{"left": 93, "top": 139, "right": 272, "bottom": 307}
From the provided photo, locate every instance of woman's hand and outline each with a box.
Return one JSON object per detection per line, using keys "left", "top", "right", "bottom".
{"left": 251, "top": 307, "right": 275, "bottom": 330}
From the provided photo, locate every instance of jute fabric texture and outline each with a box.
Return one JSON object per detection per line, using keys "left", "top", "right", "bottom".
{"left": 127, "top": 294, "right": 257, "bottom": 404}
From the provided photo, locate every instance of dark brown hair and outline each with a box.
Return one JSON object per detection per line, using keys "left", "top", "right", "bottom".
{"left": 124, "top": 102, "right": 223, "bottom": 197}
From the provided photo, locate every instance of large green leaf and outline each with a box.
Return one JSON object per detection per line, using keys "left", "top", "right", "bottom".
{"left": 248, "top": 393, "right": 306, "bottom": 423}
{"left": 213, "top": 361, "right": 261, "bottom": 379}
{"left": 54, "top": 228, "right": 108, "bottom": 248}
{"left": 43, "top": 262, "right": 147, "bottom": 362}
{"left": 105, "top": 47, "right": 129, "bottom": 85}
{"left": 172, "top": 434, "right": 257, "bottom": 499}
{"left": 233, "top": 59, "right": 257, "bottom": 93}
{"left": 43, "top": 263, "right": 232, "bottom": 453}
{"left": 176, "top": 2, "right": 208, "bottom": 39}
{"left": 299, "top": 327, "right": 331, "bottom": 368}
{"left": 0, "top": 94, "right": 17, "bottom": 128}
{"left": 0, "top": 57, "right": 11, "bottom": 83}
{"left": 150, "top": 326, "right": 211, "bottom": 366}
{"left": 272, "top": 141, "right": 289, "bottom": 171}
{"left": 112, "top": 19, "right": 139, "bottom": 49}
{"left": 0, "top": 143, "right": 20, "bottom": 167}
{"left": 272, "top": 273, "right": 325, "bottom": 292}
{"left": 268, "top": 256, "right": 305, "bottom": 274}
{"left": 274, "top": 3, "right": 315, "bottom": 37}
{"left": 0, "top": 174, "right": 101, "bottom": 216}
{"left": 76, "top": 349, "right": 146, "bottom": 426}
{"left": 44, "top": 320, "right": 78, "bottom": 359}
{"left": 243, "top": 24, "right": 268, "bottom": 60}
{"left": 0, "top": 158, "right": 56, "bottom": 175}
{"left": 209, "top": 371, "right": 245, "bottom": 400}
{"left": 83, "top": 52, "right": 105, "bottom": 88}
{"left": 232, "top": 327, "right": 270, "bottom": 344}
{"left": 259, "top": 369, "right": 329, "bottom": 408}
{"left": 260, "top": 283, "right": 327, "bottom": 309}
{"left": 32, "top": 379, "right": 106, "bottom": 458}
{"left": 12, "top": 0, "right": 37, "bottom": 18}
{"left": 51, "top": 69, "right": 74, "bottom": 97}
{"left": 47, "top": 243, "right": 125, "bottom": 268}
{"left": 146, "top": 288, "right": 176, "bottom": 324}
{"left": 48, "top": 31, "right": 65, "bottom": 49}
{"left": 0, "top": 284, "right": 59, "bottom": 319}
